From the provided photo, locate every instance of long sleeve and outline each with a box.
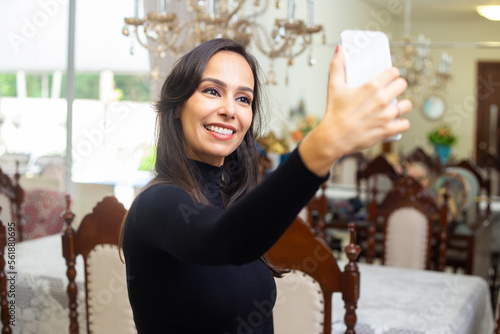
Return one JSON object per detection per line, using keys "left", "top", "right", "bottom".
{"left": 125, "top": 148, "right": 328, "bottom": 266}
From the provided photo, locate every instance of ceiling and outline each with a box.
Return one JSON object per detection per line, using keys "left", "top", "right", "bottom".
{"left": 361, "top": 0, "right": 500, "bottom": 21}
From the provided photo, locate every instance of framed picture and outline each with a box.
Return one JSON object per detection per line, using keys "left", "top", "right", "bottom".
{"left": 422, "top": 95, "right": 446, "bottom": 120}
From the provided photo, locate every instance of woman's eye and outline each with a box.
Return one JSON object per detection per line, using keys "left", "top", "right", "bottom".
{"left": 202, "top": 88, "right": 220, "bottom": 96}
{"left": 237, "top": 96, "right": 251, "bottom": 105}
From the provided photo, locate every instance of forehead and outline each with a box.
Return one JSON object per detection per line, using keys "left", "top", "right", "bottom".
{"left": 203, "top": 51, "right": 255, "bottom": 89}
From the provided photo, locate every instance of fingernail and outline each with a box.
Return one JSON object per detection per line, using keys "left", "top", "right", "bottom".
{"left": 335, "top": 45, "right": 339, "bottom": 54}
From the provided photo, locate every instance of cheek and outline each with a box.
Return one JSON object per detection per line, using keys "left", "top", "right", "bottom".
{"left": 242, "top": 111, "right": 253, "bottom": 133}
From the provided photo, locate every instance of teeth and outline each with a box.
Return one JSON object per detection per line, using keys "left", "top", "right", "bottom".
{"left": 205, "top": 125, "right": 233, "bottom": 135}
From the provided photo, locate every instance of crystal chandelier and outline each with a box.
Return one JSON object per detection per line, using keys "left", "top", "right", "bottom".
{"left": 122, "top": 0, "right": 325, "bottom": 83}
{"left": 391, "top": 0, "right": 452, "bottom": 105}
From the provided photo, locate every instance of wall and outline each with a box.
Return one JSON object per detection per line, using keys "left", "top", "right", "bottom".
{"left": 394, "top": 16, "right": 500, "bottom": 160}
{"left": 257, "top": 0, "right": 500, "bottom": 161}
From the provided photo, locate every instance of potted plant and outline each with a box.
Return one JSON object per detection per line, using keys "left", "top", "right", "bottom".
{"left": 427, "top": 125, "right": 457, "bottom": 164}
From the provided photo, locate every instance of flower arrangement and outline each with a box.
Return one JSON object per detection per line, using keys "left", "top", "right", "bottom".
{"left": 290, "top": 114, "right": 320, "bottom": 143}
{"left": 427, "top": 125, "right": 457, "bottom": 146}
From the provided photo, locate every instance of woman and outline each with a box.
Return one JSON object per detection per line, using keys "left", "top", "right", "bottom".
{"left": 121, "top": 38, "right": 410, "bottom": 333}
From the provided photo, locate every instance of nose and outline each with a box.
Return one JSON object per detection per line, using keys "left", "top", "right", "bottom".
{"left": 218, "top": 98, "right": 236, "bottom": 119}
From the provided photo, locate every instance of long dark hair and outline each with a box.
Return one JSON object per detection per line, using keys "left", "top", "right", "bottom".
{"left": 119, "top": 39, "right": 285, "bottom": 276}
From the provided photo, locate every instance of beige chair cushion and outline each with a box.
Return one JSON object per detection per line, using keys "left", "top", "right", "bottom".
{"left": 385, "top": 207, "right": 429, "bottom": 270}
{"left": 86, "top": 244, "right": 136, "bottom": 334}
{"left": 0, "top": 193, "right": 12, "bottom": 224}
{"left": 273, "top": 270, "right": 323, "bottom": 334}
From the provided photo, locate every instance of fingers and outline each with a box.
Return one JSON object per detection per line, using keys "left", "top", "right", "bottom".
{"left": 379, "top": 99, "right": 412, "bottom": 140}
{"left": 373, "top": 66, "right": 402, "bottom": 89}
{"left": 396, "top": 99, "right": 412, "bottom": 118}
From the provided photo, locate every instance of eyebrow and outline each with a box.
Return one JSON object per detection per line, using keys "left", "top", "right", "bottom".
{"left": 200, "top": 77, "right": 254, "bottom": 94}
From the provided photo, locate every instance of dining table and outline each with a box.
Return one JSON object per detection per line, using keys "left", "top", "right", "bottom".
{"left": 332, "top": 261, "right": 495, "bottom": 334}
{"left": 9, "top": 226, "right": 497, "bottom": 334}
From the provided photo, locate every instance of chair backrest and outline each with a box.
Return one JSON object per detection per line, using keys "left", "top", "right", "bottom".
{"left": 367, "top": 176, "right": 449, "bottom": 271}
{"left": 62, "top": 195, "right": 136, "bottom": 334}
{"left": 265, "top": 217, "right": 361, "bottom": 334}
{"left": 356, "top": 154, "right": 401, "bottom": 204}
{"left": 0, "top": 165, "right": 23, "bottom": 241}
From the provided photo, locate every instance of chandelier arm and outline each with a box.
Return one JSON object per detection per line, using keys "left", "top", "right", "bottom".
{"left": 245, "top": 21, "right": 308, "bottom": 59}
{"left": 133, "top": 25, "right": 161, "bottom": 54}
{"left": 244, "top": 21, "right": 290, "bottom": 58}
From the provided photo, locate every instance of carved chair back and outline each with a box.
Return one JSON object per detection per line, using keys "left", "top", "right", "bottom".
{"left": 367, "top": 176, "right": 449, "bottom": 271}
{"left": 266, "top": 218, "right": 360, "bottom": 334}
{"left": 356, "top": 154, "right": 401, "bottom": 205}
{"left": 62, "top": 195, "right": 136, "bottom": 334}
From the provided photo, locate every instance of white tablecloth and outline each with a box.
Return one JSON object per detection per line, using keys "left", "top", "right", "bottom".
{"left": 332, "top": 262, "right": 494, "bottom": 334}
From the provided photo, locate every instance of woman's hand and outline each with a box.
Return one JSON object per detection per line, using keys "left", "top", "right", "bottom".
{"left": 298, "top": 45, "right": 412, "bottom": 177}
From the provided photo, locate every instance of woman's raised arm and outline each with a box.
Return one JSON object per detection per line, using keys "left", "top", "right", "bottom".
{"left": 298, "top": 45, "right": 412, "bottom": 177}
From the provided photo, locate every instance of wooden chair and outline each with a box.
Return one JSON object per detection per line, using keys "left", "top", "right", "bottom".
{"left": 0, "top": 214, "right": 11, "bottom": 333}
{"left": 62, "top": 195, "right": 136, "bottom": 334}
{"left": 355, "top": 154, "right": 402, "bottom": 261}
{"left": 266, "top": 218, "right": 361, "bottom": 334}
{"left": 0, "top": 164, "right": 23, "bottom": 242}
{"left": 356, "top": 154, "right": 401, "bottom": 204}
{"left": 366, "top": 176, "right": 449, "bottom": 271}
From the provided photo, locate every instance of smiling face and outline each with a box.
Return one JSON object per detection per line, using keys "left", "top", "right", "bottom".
{"left": 179, "top": 50, "right": 255, "bottom": 166}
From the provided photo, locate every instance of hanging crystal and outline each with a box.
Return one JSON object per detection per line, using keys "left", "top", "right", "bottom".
{"left": 307, "top": 47, "right": 315, "bottom": 66}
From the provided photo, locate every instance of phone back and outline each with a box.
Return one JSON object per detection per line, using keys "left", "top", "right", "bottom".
{"left": 340, "top": 30, "right": 392, "bottom": 88}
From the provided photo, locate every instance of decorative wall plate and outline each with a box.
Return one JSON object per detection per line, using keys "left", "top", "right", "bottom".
{"left": 423, "top": 95, "right": 446, "bottom": 120}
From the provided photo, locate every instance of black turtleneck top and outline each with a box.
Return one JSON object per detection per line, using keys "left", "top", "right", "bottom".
{"left": 123, "top": 148, "right": 328, "bottom": 333}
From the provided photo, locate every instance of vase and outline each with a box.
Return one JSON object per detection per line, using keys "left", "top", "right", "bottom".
{"left": 434, "top": 144, "right": 451, "bottom": 164}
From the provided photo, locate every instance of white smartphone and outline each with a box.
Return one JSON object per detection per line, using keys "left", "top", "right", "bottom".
{"left": 340, "top": 29, "right": 402, "bottom": 141}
